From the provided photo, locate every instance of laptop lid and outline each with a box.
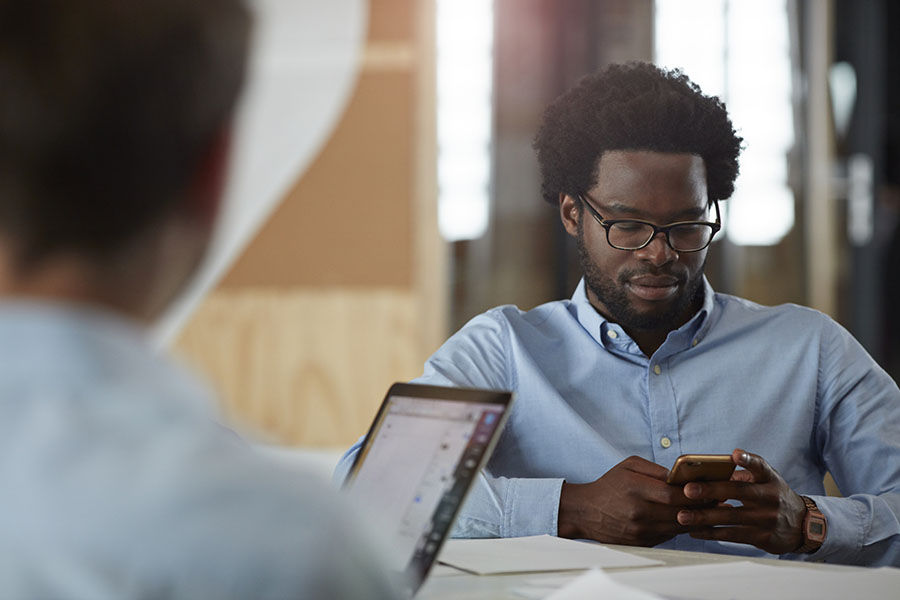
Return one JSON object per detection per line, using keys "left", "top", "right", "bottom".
{"left": 343, "top": 382, "right": 513, "bottom": 596}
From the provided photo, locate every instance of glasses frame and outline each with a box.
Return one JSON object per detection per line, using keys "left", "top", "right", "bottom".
{"left": 577, "top": 193, "right": 722, "bottom": 253}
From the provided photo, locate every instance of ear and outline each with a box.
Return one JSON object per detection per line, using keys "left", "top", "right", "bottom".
{"left": 185, "top": 126, "right": 233, "bottom": 227}
{"left": 559, "top": 193, "right": 581, "bottom": 238}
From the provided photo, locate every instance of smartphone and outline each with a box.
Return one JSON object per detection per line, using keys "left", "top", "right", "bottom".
{"left": 666, "top": 454, "right": 736, "bottom": 485}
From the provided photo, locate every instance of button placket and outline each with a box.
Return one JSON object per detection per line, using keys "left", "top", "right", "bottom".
{"left": 647, "top": 357, "right": 680, "bottom": 460}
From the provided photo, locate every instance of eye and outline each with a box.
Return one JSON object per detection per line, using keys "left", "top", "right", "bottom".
{"left": 613, "top": 222, "right": 647, "bottom": 232}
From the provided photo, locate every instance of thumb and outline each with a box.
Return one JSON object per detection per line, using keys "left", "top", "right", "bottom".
{"left": 732, "top": 448, "right": 772, "bottom": 482}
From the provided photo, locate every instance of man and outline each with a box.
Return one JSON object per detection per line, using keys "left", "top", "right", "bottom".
{"left": 0, "top": 1, "right": 395, "bottom": 597}
{"left": 338, "top": 62, "right": 900, "bottom": 566}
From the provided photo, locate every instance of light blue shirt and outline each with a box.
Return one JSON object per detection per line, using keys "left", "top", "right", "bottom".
{"left": 0, "top": 302, "right": 397, "bottom": 598}
{"left": 338, "top": 278, "right": 900, "bottom": 566}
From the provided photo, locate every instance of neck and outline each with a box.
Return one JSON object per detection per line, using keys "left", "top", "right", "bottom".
{"left": 0, "top": 218, "right": 205, "bottom": 324}
{"left": 627, "top": 329, "right": 670, "bottom": 358}
{"left": 0, "top": 252, "right": 150, "bottom": 323}
{"left": 585, "top": 284, "right": 704, "bottom": 358}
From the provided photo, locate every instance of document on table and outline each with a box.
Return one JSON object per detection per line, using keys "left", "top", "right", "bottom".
{"left": 437, "top": 534, "right": 663, "bottom": 575}
{"left": 512, "top": 569, "right": 664, "bottom": 600}
{"left": 513, "top": 560, "right": 900, "bottom": 600}
{"left": 610, "top": 560, "right": 900, "bottom": 600}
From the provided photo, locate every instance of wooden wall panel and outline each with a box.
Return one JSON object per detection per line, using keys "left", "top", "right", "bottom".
{"left": 174, "top": 0, "right": 444, "bottom": 448}
{"left": 175, "top": 288, "right": 422, "bottom": 446}
{"left": 220, "top": 70, "right": 415, "bottom": 288}
{"left": 369, "top": 0, "right": 414, "bottom": 41}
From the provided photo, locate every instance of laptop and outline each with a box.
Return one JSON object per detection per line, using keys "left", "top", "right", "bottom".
{"left": 343, "top": 382, "right": 513, "bottom": 597}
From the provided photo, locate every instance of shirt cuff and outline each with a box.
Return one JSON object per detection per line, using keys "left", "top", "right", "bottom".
{"left": 333, "top": 436, "right": 365, "bottom": 487}
{"left": 502, "top": 477, "right": 565, "bottom": 538}
{"left": 784, "top": 494, "right": 867, "bottom": 564}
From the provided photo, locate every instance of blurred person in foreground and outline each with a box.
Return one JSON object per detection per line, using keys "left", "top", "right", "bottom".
{"left": 338, "top": 62, "right": 900, "bottom": 566}
{"left": 0, "top": 1, "right": 395, "bottom": 597}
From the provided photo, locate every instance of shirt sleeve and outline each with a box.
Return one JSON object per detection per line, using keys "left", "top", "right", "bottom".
{"left": 808, "top": 317, "right": 900, "bottom": 566}
{"left": 335, "top": 309, "right": 566, "bottom": 539}
{"left": 421, "top": 310, "right": 567, "bottom": 538}
{"left": 450, "top": 472, "right": 565, "bottom": 538}
{"left": 334, "top": 438, "right": 565, "bottom": 539}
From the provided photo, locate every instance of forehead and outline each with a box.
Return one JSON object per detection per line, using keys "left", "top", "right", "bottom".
{"left": 591, "top": 151, "right": 708, "bottom": 216}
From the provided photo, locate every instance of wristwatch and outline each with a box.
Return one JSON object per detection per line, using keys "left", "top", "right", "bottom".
{"left": 795, "top": 496, "right": 827, "bottom": 554}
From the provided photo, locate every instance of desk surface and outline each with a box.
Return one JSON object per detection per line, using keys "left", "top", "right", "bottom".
{"left": 417, "top": 543, "right": 858, "bottom": 599}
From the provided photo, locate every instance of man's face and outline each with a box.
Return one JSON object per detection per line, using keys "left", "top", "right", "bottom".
{"left": 566, "top": 151, "right": 711, "bottom": 333}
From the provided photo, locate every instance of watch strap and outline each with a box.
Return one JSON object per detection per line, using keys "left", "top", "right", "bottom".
{"left": 795, "top": 495, "right": 827, "bottom": 554}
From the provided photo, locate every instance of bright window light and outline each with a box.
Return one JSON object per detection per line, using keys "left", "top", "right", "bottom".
{"left": 436, "top": 0, "right": 494, "bottom": 241}
{"left": 655, "top": 0, "right": 795, "bottom": 246}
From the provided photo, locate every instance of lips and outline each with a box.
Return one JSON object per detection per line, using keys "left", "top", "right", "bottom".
{"left": 625, "top": 275, "right": 681, "bottom": 301}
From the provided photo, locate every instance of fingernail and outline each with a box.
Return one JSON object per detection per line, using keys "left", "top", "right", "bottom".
{"left": 678, "top": 510, "right": 692, "bottom": 524}
{"left": 740, "top": 452, "right": 750, "bottom": 464}
{"left": 684, "top": 483, "right": 701, "bottom": 498}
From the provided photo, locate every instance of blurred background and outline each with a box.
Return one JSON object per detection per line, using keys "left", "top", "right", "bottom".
{"left": 172, "top": 0, "right": 900, "bottom": 457}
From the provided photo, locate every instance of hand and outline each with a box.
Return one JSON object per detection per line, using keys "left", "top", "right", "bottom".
{"left": 675, "top": 449, "right": 807, "bottom": 555}
{"left": 558, "top": 455, "right": 710, "bottom": 547}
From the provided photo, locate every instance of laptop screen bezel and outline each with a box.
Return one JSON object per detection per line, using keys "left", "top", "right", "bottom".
{"left": 343, "top": 382, "right": 514, "bottom": 594}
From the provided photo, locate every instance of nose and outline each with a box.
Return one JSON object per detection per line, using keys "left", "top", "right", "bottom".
{"left": 635, "top": 231, "right": 678, "bottom": 266}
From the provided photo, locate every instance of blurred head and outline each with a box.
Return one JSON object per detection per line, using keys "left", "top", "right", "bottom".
{"left": 535, "top": 62, "right": 742, "bottom": 338}
{"left": 0, "top": 0, "right": 250, "bottom": 315}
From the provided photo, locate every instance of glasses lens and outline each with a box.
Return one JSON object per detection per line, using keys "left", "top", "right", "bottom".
{"left": 608, "top": 222, "right": 655, "bottom": 250}
{"left": 668, "top": 224, "right": 713, "bottom": 251}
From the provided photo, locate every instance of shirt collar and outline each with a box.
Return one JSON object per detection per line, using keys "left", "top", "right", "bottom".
{"left": 569, "top": 276, "right": 717, "bottom": 354}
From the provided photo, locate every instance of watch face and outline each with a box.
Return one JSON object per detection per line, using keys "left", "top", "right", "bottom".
{"left": 807, "top": 516, "right": 827, "bottom": 542}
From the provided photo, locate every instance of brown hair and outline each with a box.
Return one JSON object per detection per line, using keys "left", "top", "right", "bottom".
{"left": 0, "top": 0, "right": 251, "bottom": 266}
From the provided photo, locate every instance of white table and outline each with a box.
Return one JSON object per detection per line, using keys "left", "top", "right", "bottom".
{"left": 416, "top": 543, "right": 864, "bottom": 599}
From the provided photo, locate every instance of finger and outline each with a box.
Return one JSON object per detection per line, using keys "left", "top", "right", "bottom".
{"left": 641, "top": 478, "right": 717, "bottom": 507}
{"left": 618, "top": 501, "right": 714, "bottom": 538}
{"left": 677, "top": 506, "right": 776, "bottom": 528}
{"left": 683, "top": 480, "right": 771, "bottom": 504}
{"left": 625, "top": 501, "right": 694, "bottom": 527}
{"left": 689, "top": 525, "right": 761, "bottom": 546}
{"left": 584, "top": 507, "right": 694, "bottom": 544}
{"left": 732, "top": 448, "right": 774, "bottom": 483}
{"left": 645, "top": 520, "right": 698, "bottom": 538}
{"left": 650, "top": 521, "right": 705, "bottom": 541}
{"left": 621, "top": 455, "right": 670, "bottom": 481}
{"left": 730, "top": 469, "right": 755, "bottom": 483}
{"left": 677, "top": 505, "right": 733, "bottom": 526}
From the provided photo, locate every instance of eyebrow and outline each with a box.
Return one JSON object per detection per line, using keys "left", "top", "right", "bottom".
{"left": 598, "top": 201, "right": 709, "bottom": 221}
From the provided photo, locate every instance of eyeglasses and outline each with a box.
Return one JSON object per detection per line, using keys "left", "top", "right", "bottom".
{"left": 578, "top": 194, "right": 721, "bottom": 252}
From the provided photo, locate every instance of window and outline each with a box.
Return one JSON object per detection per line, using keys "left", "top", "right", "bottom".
{"left": 436, "top": 0, "right": 494, "bottom": 241}
{"left": 655, "top": 0, "right": 795, "bottom": 246}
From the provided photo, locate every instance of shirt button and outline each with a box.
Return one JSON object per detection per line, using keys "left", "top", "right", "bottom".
{"left": 692, "top": 339, "right": 699, "bottom": 347}
{"left": 660, "top": 437, "right": 672, "bottom": 448}
{"left": 607, "top": 330, "right": 618, "bottom": 339}
{"left": 653, "top": 364, "right": 662, "bottom": 375}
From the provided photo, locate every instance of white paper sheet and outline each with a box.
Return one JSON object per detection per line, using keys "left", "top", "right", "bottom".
{"left": 546, "top": 569, "right": 665, "bottom": 600}
{"left": 510, "top": 570, "right": 664, "bottom": 600}
{"left": 610, "top": 560, "right": 900, "bottom": 600}
{"left": 509, "top": 574, "right": 580, "bottom": 599}
{"left": 427, "top": 564, "right": 469, "bottom": 578}
{"left": 437, "top": 535, "right": 663, "bottom": 575}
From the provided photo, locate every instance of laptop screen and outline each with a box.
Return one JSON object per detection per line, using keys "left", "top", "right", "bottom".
{"left": 344, "top": 383, "right": 513, "bottom": 594}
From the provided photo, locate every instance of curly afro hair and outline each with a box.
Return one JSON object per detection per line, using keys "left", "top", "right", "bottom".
{"left": 533, "top": 62, "right": 742, "bottom": 205}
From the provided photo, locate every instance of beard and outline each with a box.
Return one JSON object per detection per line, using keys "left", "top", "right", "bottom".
{"left": 576, "top": 228, "right": 705, "bottom": 332}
